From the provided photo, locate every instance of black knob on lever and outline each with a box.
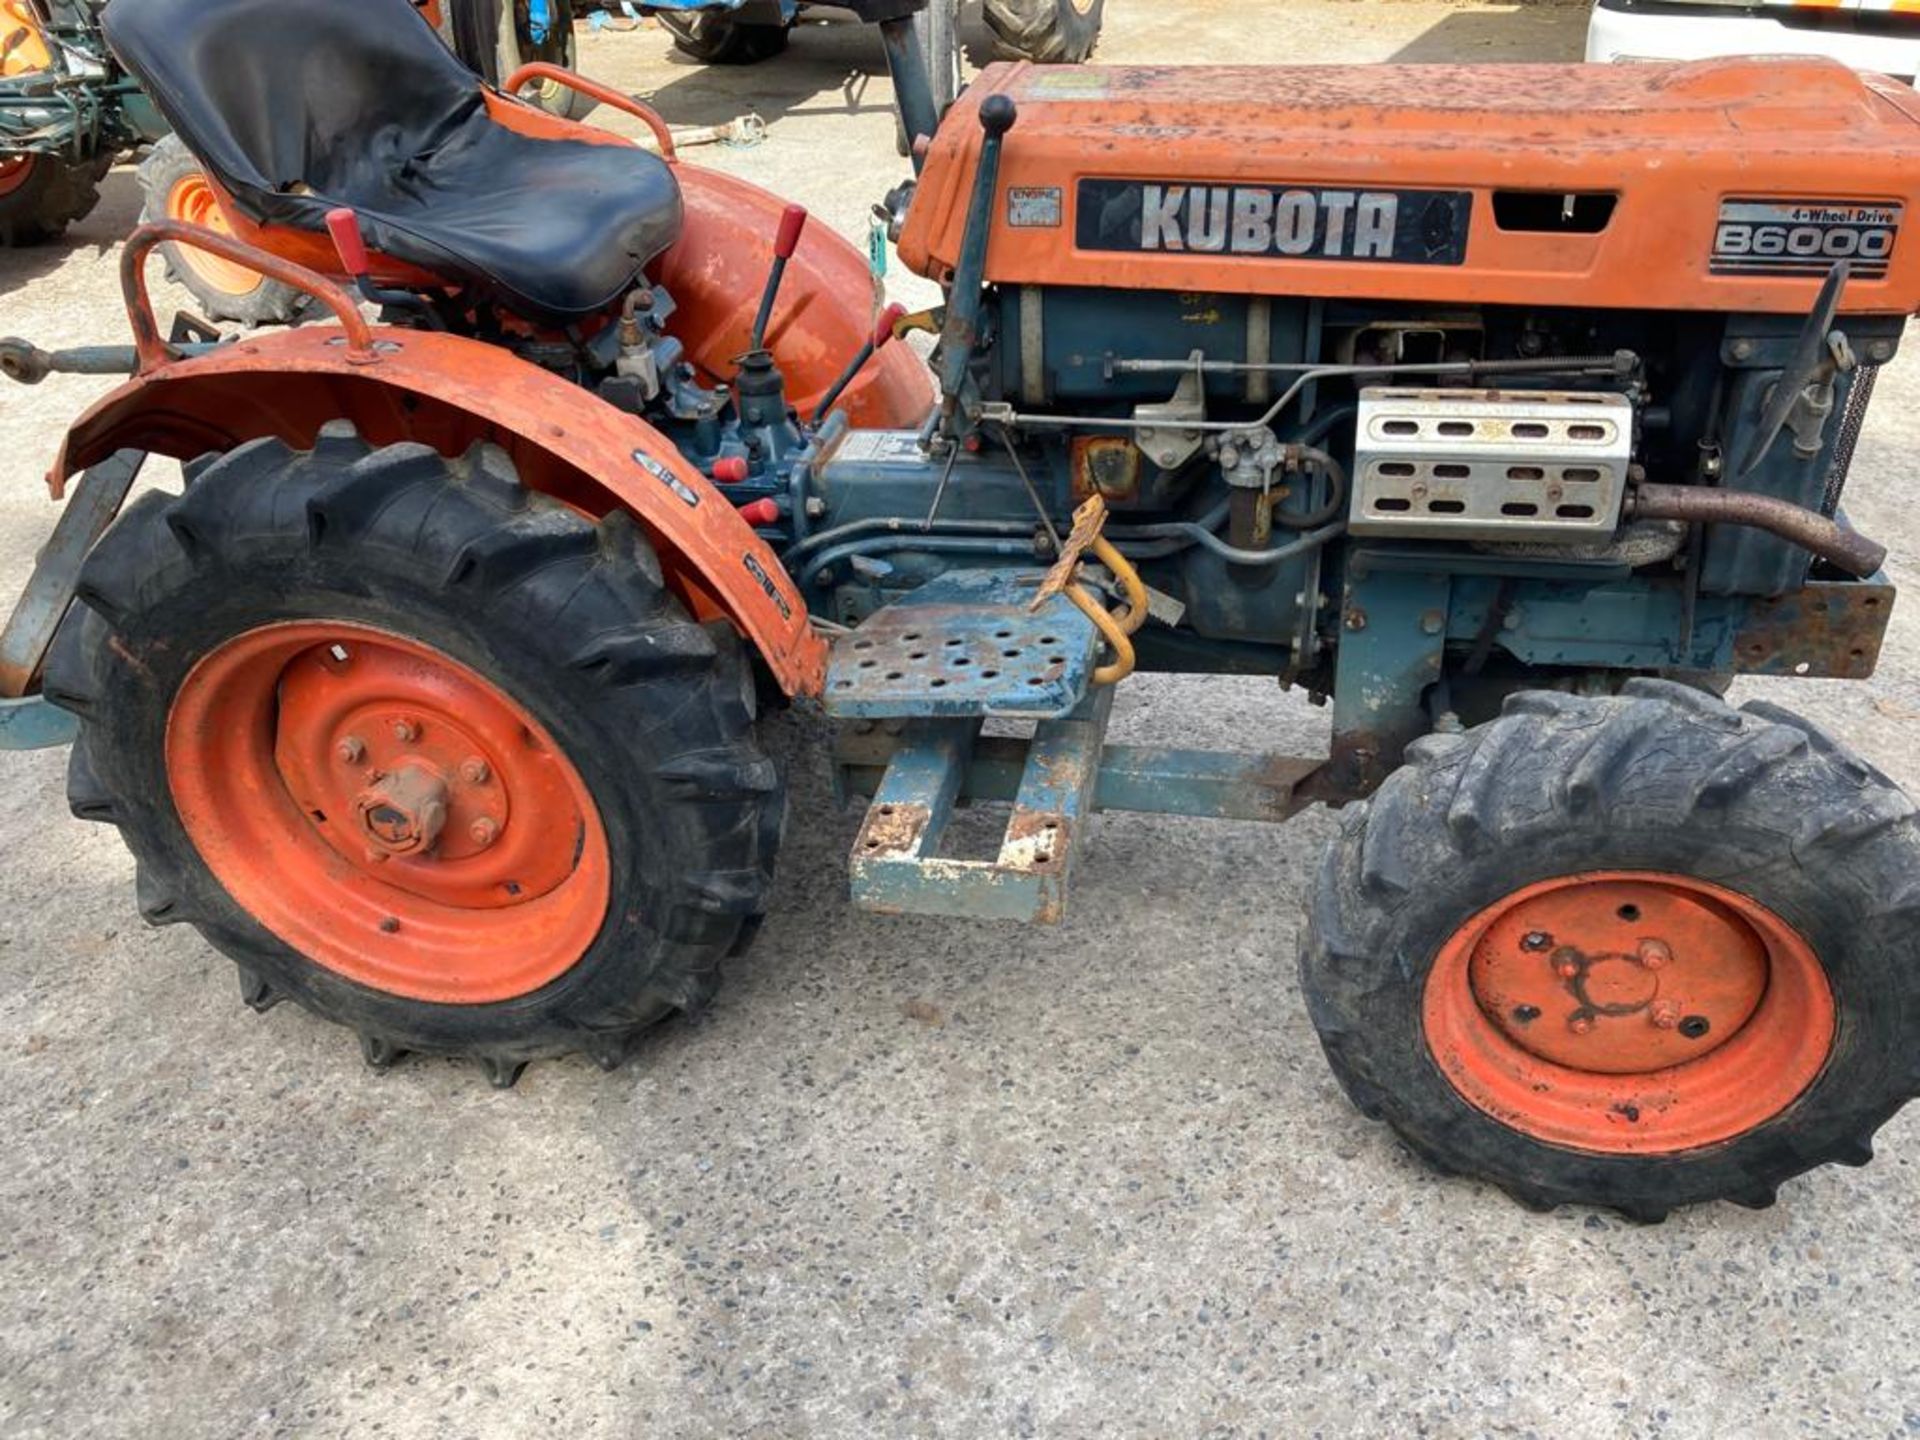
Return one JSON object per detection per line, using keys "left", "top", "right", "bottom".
{"left": 979, "top": 93, "right": 1017, "bottom": 138}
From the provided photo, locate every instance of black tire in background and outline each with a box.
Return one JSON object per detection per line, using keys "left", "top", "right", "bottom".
{"left": 659, "top": 10, "right": 791, "bottom": 64}
{"left": 136, "top": 135, "right": 315, "bottom": 327}
{"left": 446, "top": 0, "right": 595, "bottom": 117}
{"left": 1300, "top": 680, "right": 1920, "bottom": 1220}
{"left": 0, "top": 151, "right": 110, "bottom": 245}
{"left": 983, "top": 0, "right": 1102, "bottom": 63}
{"left": 45, "top": 422, "right": 784, "bottom": 1083}
{"left": 895, "top": 0, "right": 960, "bottom": 156}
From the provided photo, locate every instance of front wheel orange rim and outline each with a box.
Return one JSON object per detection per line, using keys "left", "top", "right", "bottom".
{"left": 1423, "top": 872, "right": 1834, "bottom": 1154}
{"left": 0, "top": 153, "right": 35, "bottom": 198}
{"left": 166, "top": 621, "right": 612, "bottom": 1004}
{"left": 164, "top": 172, "right": 266, "bottom": 297}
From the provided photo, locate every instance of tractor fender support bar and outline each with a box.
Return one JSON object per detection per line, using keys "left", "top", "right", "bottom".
{"left": 500, "top": 61, "right": 677, "bottom": 157}
{"left": 1626, "top": 483, "right": 1887, "bottom": 580}
{"left": 120, "top": 221, "right": 374, "bottom": 371}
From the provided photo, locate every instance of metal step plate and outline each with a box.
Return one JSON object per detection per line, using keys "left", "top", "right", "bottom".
{"left": 824, "top": 570, "right": 1098, "bottom": 720}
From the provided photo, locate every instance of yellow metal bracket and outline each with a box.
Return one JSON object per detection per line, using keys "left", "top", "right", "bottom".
{"left": 1030, "top": 495, "right": 1149, "bottom": 685}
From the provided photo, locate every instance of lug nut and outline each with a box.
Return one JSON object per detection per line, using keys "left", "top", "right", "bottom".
{"left": 392, "top": 717, "right": 421, "bottom": 743}
{"left": 460, "top": 757, "right": 491, "bottom": 785}
{"left": 1568, "top": 1014, "right": 1594, "bottom": 1035}
{"left": 1650, "top": 1000, "right": 1682, "bottom": 1030}
{"left": 1521, "top": 931, "right": 1553, "bottom": 952}
{"left": 1637, "top": 938, "right": 1672, "bottom": 971}
{"left": 469, "top": 817, "right": 500, "bottom": 848}
{"left": 337, "top": 736, "right": 366, "bottom": 765}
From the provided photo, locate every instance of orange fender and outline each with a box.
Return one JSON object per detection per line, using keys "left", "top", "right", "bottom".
{"left": 52, "top": 326, "right": 830, "bottom": 696}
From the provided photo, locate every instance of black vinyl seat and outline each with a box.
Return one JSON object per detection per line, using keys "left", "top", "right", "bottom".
{"left": 103, "top": 0, "right": 683, "bottom": 326}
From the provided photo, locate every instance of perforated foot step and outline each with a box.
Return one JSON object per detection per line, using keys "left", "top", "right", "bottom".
{"left": 824, "top": 570, "right": 1098, "bottom": 720}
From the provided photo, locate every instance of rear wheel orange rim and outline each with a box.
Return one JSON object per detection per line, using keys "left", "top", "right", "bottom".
{"left": 0, "top": 154, "right": 34, "bottom": 198}
{"left": 1423, "top": 872, "right": 1834, "bottom": 1154}
{"left": 164, "top": 172, "right": 266, "bottom": 297}
{"left": 166, "top": 621, "right": 611, "bottom": 1004}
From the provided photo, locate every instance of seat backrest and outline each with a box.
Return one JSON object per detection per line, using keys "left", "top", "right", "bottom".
{"left": 103, "top": 0, "right": 482, "bottom": 221}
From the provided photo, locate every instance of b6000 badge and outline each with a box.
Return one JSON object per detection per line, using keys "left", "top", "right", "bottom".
{"left": 1713, "top": 199, "right": 1901, "bottom": 279}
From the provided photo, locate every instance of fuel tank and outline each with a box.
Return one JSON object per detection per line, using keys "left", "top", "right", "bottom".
{"left": 896, "top": 57, "right": 1920, "bottom": 316}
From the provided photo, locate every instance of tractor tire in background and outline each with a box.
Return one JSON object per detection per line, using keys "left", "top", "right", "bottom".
{"left": 1300, "top": 680, "right": 1920, "bottom": 1220}
{"left": 137, "top": 136, "right": 314, "bottom": 327}
{"left": 659, "top": 11, "right": 791, "bottom": 64}
{"left": 44, "top": 424, "right": 784, "bottom": 1084}
{"left": 445, "top": 0, "right": 595, "bottom": 117}
{"left": 983, "top": 0, "right": 1103, "bottom": 63}
{"left": 0, "top": 151, "right": 110, "bottom": 245}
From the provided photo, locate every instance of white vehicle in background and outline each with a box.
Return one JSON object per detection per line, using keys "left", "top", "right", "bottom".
{"left": 1588, "top": 0, "right": 1920, "bottom": 85}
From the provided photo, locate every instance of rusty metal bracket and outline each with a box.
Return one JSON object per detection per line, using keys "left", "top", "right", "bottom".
{"left": 836, "top": 725, "right": 1321, "bottom": 827}
{"left": 0, "top": 449, "right": 145, "bottom": 700}
{"left": 849, "top": 687, "right": 1113, "bottom": 924}
{"left": 1731, "top": 578, "right": 1895, "bottom": 680}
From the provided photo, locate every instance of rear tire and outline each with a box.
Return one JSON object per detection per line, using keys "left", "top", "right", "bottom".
{"left": 448, "top": 0, "right": 594, "bottom": 117}
{"left": 1300, "top": 680, "right": 1920, "bottom": 1219}
{"left": 45, "top": 424, "right": 783, "bottom": 1081}
{"left": 138, "top": 136, "right": 314, "bottom": 327}
{"left": 660, "top": 12, "right": 790, "bottom": 64}
{"left": 0, "top": 151, "right": 109, "bottom": 245}
{"left": 983, "top": 0, "right": 1102, "bottom": 63}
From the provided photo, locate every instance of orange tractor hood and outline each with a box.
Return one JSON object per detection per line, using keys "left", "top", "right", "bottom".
{"left": 897, "top": 57, "right": 1920, "bottom": 315}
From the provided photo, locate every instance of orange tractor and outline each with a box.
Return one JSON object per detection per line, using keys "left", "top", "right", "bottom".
{"left": 3, "top": 0, "right": 1918, "bottom": 1220}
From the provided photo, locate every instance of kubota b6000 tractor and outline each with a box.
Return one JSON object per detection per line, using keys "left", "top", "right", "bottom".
{"left": 3, "top": 0, "right": 1918, "bottom": 1220}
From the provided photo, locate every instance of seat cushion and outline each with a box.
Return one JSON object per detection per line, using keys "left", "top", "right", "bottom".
{"left": 103, "top": 0, "right": 682, "bottom": 325}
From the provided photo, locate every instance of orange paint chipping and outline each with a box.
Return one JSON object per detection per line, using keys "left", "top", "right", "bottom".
{"left": 1422, "top": 872, "right": 1835, "bottom": 1154}
{"left": 167, "top": 621, "right": 610, "bottom": 1004}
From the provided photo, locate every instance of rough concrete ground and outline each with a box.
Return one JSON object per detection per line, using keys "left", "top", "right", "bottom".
{"left": 3, "top": 1, "right": 1918, "bottom": 1435}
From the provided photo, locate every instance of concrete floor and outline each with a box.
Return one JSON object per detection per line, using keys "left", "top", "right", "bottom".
{"left": 4, "top": 2, "right": 1919, "bottom": 1435}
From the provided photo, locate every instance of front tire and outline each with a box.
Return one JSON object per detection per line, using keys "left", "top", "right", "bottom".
{"left": 1301, "top": 680, "right": 1920, "bottom": 1219}
{"left": 45, "top": 424, "right": 783, "bottom": 1082}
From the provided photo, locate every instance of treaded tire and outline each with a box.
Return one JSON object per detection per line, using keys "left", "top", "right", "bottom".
{"left": 44, "top": 424, "right": 783, "bottom": 1082}
{"left": 896, "top": 0, "right": 960, "bottom": 156}
{"left": 983, "top": 0, "right": 1102, "bottom": 63}
{"left": 659, "top": 13, "right": 790, "bottom": 64}
{"left": 137, "top": 136, "right": 315, "bottom": 327}
{"left": 1300, "top": 679, "right": 1920, "bottom": 1220}
{"left": 447, "top": 0, "right": 594, "bottom": 117}
{"left": 0, "top": 152, "right": 110, "bottom": 245}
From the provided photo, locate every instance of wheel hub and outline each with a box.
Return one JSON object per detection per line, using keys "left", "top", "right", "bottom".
{"left": 1469, "top": 879, "right": 1768, "bottom": 1075}
{"left": 354, "top": 763, "right": 451, "bottom": 857}
{"left": 164, "top": 172, "right": 265, "bottom": 296}
{"left": 1422, "top": 871, "right": 1835, "bottom": 1154}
